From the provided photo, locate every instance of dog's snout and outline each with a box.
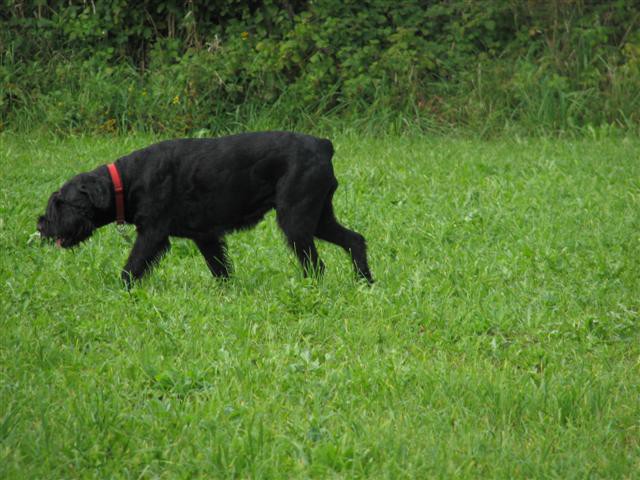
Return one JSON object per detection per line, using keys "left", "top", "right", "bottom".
{"left": 37, "top": 216, "right": 49, "bottom": 235}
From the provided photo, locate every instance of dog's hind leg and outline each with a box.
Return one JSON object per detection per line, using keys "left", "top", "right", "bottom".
{"left": 276, "top": 193, "right": 326, "bottom": 278}
{"left": 121, "top": 229, "right": 171, "bottom": 288}
{"left": 194, "top": 237, "right": 231, "bottom": 279}
{"left": 282, "top": 230, "right": 324, "bottom": 278}
{"left": 315, "top": 190, "right": 373, "bottom": 284}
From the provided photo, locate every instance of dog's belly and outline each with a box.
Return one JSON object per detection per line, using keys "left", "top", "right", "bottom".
{"left": 171, "top": 186, "right": 275, "bottom": 238}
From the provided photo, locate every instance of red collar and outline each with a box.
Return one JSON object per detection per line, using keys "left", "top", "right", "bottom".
{"left": 106, "top": 163, "right": 125, "bottom": 225}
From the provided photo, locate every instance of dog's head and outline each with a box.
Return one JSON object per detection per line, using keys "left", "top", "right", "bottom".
{"left": 37, "top": 173, "right": 111, "bottom": 248}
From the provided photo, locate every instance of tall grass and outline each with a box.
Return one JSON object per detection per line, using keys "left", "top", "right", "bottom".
{"left": 3, "top": 44, "right": 639, "bottom": 138}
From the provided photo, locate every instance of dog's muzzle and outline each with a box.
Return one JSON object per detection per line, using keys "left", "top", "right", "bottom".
{"left": 37, "top": 216, "right": 63, "bottom": 247}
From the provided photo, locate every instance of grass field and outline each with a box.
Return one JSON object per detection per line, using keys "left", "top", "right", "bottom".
{"left": 1, "top": 132, "right": 639, "bottom": 478}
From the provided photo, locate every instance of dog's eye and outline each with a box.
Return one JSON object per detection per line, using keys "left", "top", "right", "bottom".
{"left": 65, "top": 197, "right": 91, "bottom": 211}
{"left": 54, "top": 196, "right": 82, "bottom": 210}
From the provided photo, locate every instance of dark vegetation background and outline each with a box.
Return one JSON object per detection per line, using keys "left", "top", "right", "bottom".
{"left": 2, "top": 0, "right": 639, "bottom": 135}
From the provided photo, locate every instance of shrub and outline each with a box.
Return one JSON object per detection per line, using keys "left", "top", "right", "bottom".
{"left": 1, "top": 0, "right": 638, "bottom": 134}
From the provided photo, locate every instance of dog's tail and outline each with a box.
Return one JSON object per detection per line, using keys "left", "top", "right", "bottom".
{"left": 318, "top": 138, "right": 334, "bottom": 160}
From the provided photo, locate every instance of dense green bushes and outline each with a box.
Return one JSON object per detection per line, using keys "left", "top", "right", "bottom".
{"left": 2, "top": 1, "right": 639, "bottom": 134}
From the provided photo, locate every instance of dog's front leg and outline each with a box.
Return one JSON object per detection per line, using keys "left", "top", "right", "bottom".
{"left": 121, "top": 229, "right": 171, "bottom": 289}
{"left": 194, "top": 237, "right": 231, "bottom": 279}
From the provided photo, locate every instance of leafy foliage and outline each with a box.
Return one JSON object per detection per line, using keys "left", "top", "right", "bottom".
{"left": 1, "top": 1, "right": 639, "bottom": 134}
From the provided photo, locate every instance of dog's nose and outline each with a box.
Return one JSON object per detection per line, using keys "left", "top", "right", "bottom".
{"left": 37, "top": 216, "right": 46, "bottom": 233}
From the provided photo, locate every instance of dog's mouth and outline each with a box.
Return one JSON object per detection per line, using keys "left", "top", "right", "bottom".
{"left": 38, "top": 233, "right": 79, "bottom": 249}
{"left": 54, "top": 236, "right": 83, "bottom": 249}
{"left": 37, "top": 216, "right": 93, "bottom": 249}
{"left": 40, "top": 235, "right": 66, "bottom": 248}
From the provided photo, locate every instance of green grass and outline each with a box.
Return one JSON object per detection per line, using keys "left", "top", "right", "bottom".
{"left": 1, "top": 132, "right": 639, "bottom": 478}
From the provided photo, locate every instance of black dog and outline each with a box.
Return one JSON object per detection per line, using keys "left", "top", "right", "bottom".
{"left": 37, "top": 132, "right": 373, "bottom": 288}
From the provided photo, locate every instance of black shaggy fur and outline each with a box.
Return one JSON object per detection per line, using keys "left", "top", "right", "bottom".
{"left": 37, "top": 132, "right": 373, "bottom": 288}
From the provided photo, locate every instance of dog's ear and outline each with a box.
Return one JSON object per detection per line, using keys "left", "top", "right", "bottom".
{"left": 80, "top": 175, "right": 111, "bottom": 210}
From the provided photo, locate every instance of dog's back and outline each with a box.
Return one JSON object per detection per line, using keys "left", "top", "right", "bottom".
{"left": 129, "top": 132, "right": 333, "bottom": 171}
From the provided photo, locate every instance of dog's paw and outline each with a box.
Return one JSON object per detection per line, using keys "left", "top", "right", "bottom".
{"left": 121, "top": 270, "right": 134, "bottom": 291}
